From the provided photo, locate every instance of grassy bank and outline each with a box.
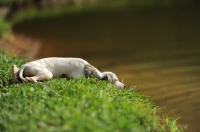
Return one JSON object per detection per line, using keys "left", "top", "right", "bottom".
{"left": 0, "top": 52, "right": 186, "bottom": 132}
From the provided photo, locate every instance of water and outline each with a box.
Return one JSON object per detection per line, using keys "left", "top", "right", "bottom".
{"left": 13, "top": 7, "right": 200, "bottom": 131}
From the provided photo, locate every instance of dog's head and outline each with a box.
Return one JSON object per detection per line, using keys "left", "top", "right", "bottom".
{"left": 102, "top": 72, "right": 126, "bottom": 89}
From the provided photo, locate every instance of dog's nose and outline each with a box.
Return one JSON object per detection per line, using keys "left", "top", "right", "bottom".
{"left": 124, "top": 85, "right": 126, "bottom": 89}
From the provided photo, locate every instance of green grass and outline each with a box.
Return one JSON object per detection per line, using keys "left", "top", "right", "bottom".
{"left": 10, "top": 3, "right": 127, "bottom": 25}
{"left": 0, "top": 18, "right": 11, "bottom": 38}
{"left": 0, "top": 0, "right": 14, "bottom": 4}
{"left": 10, "top": 0, "right": 195, "bottom": 25}
{"left": 0, "top": 52, "right": 186, "bottom": 132}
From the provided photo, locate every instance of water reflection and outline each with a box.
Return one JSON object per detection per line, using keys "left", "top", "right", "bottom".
{"left": 13, "top": 7, "right": 200, "bottom": 132}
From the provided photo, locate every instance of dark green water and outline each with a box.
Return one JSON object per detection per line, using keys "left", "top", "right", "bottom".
{"left": 13, "top": 7, "right": 200, "bottom": 131}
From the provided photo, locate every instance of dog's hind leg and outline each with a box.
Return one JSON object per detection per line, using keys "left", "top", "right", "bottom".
{"left": 24, "top": 67, "right": 53, "bottom": 83}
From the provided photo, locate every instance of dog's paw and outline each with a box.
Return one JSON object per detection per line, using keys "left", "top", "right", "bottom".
{"left": 12, "top": 65, "right": 20, "bottom": 83}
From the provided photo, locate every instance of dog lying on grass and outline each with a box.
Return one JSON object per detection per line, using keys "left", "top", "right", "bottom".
{"left": 12, "top": 57, "right": 126, "bottom": 89}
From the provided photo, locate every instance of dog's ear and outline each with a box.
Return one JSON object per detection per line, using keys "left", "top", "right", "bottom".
{"left": 104, "top": 74, "right": 113, "bottom": 83}
{"left": 102, "top": 74, "right": 108, "bottom": 80}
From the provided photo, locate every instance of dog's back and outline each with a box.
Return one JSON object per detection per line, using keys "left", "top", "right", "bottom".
{"left": 33, "top": 57, "right": 89, "bottom": 77}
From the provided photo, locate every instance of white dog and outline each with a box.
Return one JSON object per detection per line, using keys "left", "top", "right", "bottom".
{"left": 12, "top": 57, "right": 126, "bottom": 89}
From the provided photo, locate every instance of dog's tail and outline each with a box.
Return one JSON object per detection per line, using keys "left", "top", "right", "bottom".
{"left": 19, "top": 65, "right": 28, "bottom": 82}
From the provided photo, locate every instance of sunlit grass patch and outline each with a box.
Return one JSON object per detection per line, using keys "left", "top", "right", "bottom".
{"left": 0, "top": 79, "right": 153, "bottom": 132}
